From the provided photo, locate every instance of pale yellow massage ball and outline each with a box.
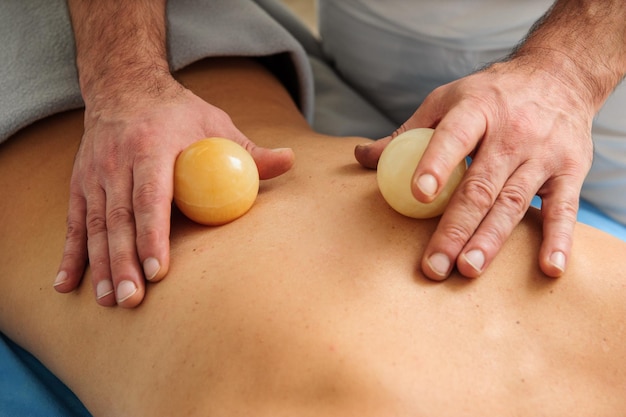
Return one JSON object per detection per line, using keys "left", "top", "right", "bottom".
{"left": 377, "top": 128, "right": 467, "bottom": 218}
{"left": 174, "top": 138, "right": 259, "bottom": 226}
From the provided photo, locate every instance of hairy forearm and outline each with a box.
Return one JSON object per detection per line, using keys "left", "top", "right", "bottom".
{"left": 67, "top": 0, "right": 171, "bottom": 106}
{"left": 510, "top": 0, "right": 626, "bottom": 112}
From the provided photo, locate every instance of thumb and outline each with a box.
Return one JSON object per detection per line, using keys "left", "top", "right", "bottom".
{"left": 249, "top": 146, "right": 295, "bottom": 179}
{"left": 354, "top": 136, "right": 393, "bottom": 169}
{"left": 354, "top": 114, "right": 430, "bottom": 169}
{"left": 222, "top": 127, "right": 295, "bottom": 180}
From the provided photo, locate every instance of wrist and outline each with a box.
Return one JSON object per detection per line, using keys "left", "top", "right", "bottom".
{"left": 506, "top": 0, "right": 626, "bottom": 113}
{"left": 505, "top": 47, "right": 600, "bottom": 114}
{"left": 79, "top": 61, "right": 176, "bottom": 108}
{"left": 68, "top": 0, "right": 171, "bottom": 108}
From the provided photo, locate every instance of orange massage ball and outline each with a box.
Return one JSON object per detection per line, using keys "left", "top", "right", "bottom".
{"left": 174, "top": 138, "right": 259, "bottom": 226}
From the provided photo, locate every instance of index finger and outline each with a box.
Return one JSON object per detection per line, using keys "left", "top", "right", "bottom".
{"left": 411, "top": 105, "right": 486, "bottom": 203}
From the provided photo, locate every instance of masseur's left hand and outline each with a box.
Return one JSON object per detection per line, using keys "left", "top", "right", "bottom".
{"left": 355, "top": 0, "right": 626, "bottom": 280}
{"left": 356, "top": 58, "right": 593, "bottom": 279}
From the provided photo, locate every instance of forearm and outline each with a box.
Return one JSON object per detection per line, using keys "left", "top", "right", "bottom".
{"left": 510, "top": 0, "right": 626, "bottom": 112}
{"left": 67, "top": 0, "right": 172, "bottom": 107}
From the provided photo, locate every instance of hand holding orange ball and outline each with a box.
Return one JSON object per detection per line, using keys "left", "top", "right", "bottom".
{"left": 174, "top": 138, "right": 260, "bottom": 226}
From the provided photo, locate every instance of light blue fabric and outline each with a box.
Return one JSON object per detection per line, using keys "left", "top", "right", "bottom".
{"left": 578, "top": 199, "right": 626, "bottom": 241}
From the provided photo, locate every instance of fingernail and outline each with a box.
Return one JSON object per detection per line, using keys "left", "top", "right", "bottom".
{"left": 96, "top": 279, "right": 114, "bottom": 300}
{"left": 464, "top": 249, "right": 485, "bottom": 274}
{"left": 143, "top": 257, "right": 161, "bottom": 281}
{"left": 417, "top": 174, "right": 438, "bottom": 197}
{"left": 54, "top": 271, "right": 68, "bottom": 287}
{"left": 549, "top": 251, "right": 566, "bottom": 274}
{"left": 116, "top": 280, "right": 137, "bottom": 303}
{"left": 427, "top": 253, "right": 451, "bottom": 278}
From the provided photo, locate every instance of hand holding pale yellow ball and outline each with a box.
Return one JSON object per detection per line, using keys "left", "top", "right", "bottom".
{"left": 377, "top": 128, "right": 467, "bottom": 218}
{"left": 174, "top": 138, "right": 259, "bottom": 226}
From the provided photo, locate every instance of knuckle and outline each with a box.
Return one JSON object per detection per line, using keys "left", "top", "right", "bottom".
{"left": 498, "top": 183, "right": 531, "bottom": 215}
{"left": 543, "top": 198, "right": 578, "bottom": 223}
{"left": 505, "top": 110, "right": 534, "bottom": 136}
{"left": 551, "top": 228, "right": 574, "bottom": 246}
{"left": 391, "top": 125, "right": 408, "bottom": 139}
{"left": 437, "top": 124, "right": 474, "bottom": 150}
{"left": 96, "top": 144, "right": 128, "bottom": 174}
{"left": 73, "top": 175, "right": 99, "bottom": 198}
{"left": 108, "top": 251, "right": 137, "bottom": 272}
{"left": 563, "top": 156, "right": 590, "bottom": 176}
{"left": 136, "top": 226, "right": 161, "bottom": 247}
{"left": 209, "top": 107, "right": 234, "bottom": 129}
{"left": 438, "top": 221, "right": 474, "bottom": 248}
{"left": 86, "top": 212, "right": 107, "bottom": 235}
{"left": 99, "top": 155, "right": 122, "bottom": 174}
{"left": 109, "top": 248, "right": 135, "bottom": 266}
{"left": 61, "top": 243, "right": 86, "bottom": 265}
{"left": 65, "top": 216, "right": 86, "bottom": 241}
{"left": 106, "top": 205, "right": 134, "bottom": 229}
{"left": 476, "top": 222, "right": 509, "bottom": 252}
{"left": 134, "top": 181, "right": 164, "bottom": 208}
{"left": 458, "top": 176, "right": 498, "bottom": 211}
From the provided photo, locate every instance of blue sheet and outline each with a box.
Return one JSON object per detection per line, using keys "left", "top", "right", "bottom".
{"left": 577, "top": 199, "right": 626, "bottom": 240}
{"left": 0, "top": 334, "right": 89, "bottom": 417}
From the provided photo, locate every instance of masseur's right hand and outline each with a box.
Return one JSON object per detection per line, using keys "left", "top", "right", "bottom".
{"left": 53, "top": 72, "right": 294, "bottom": 307}
{"left": 55, "top": 0, "right": 294, "bottom": 307}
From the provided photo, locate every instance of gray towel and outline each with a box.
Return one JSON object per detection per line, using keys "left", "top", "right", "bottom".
{"left": 0, "top": 0, "right": 313, "bottom": 144}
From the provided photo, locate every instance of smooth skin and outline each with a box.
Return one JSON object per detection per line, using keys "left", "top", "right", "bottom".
{"left": 355, "top": 0, "right": 626, "bottom": 280}
{"left": 2, "top": 58, "right": 626, "bottom": 416}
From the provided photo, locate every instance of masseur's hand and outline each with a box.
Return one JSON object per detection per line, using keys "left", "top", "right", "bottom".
{"left": 356, "top": 58, "right": 593, "bottom": 279}
{"left": 54, "top": 75, "right": 295, "bottom": 307}
{"left": 357, "top": 0, "right": 626, "bottom": 280}
{"left": 56, "top": 0, "right": 294, "bottom": 307}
